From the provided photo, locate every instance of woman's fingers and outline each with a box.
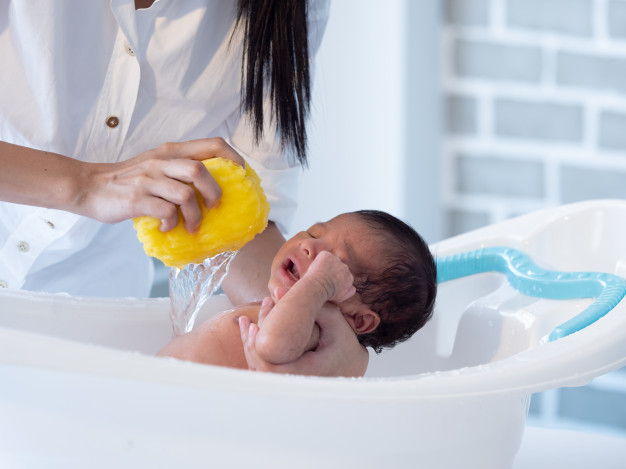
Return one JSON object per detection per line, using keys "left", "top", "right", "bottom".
{"left": 138, "top": 196, "right": 179, "bottom": 232}
{"left": 161, "top": 158, "right": 222, "bottom": 211}
{"left": 83, "top": 138, "right": 245, "bottom": 231}
{"left": 149, "top": 164, "right": 213, "bottom": 232}
{"left": 167, "top": 137, "right": 246, "bottom": 168}
{"left": 152, "top": 138, "right": 244, "bottom": 231}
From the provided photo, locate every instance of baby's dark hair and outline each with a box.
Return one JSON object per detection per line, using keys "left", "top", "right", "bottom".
{"left": 353, "top": 210, "right": 437, "bottom": 353}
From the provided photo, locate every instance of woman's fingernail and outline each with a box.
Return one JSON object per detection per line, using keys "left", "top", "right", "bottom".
{"left": 262, "top": 297, "right": 272, "bottom": 307}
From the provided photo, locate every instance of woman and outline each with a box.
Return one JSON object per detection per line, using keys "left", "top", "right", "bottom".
{"left": 0, "top": 0, "right": 329, "bottom": 303}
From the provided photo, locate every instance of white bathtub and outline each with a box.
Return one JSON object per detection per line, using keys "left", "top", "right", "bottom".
{"left": 2, "top": 199, "right": 626, "bottom": 468}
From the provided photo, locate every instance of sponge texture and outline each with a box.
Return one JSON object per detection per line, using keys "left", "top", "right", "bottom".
{"left": 133, "top": 158, "right": 269, "bottom": 267}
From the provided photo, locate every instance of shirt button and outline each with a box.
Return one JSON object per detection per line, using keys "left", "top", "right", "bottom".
{"left": 106, "top": 116, "right": 120, "bottom": 128}
{"left": 17, "top": 241, "right": 30, "bottom": 253}
{"left": 0, "top": 280, "right": 7, "bottom": 288}
{"left": 45, "top": 220, "right": 55, "bottom": 229}
{"left": 125, "top": 42, "right": 135, "bottom": 56}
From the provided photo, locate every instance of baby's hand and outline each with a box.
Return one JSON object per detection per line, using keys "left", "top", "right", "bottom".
{"left": 306, "top": 251, "right": 356, "bottom": 303}
{"left": 257, "top": 296, "right": 274, "bottom": 327}
{"left": 239, "top": 315, "right": 269, "bottom": 372}
{"left": 238, "top": 296, "right": 275, "bottom": 371}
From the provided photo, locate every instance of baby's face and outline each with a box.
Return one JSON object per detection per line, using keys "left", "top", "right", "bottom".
{"left": 268, "top": 213, "right": 385, "bottom": 309}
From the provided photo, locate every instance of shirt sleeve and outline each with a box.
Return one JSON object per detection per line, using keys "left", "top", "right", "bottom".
{"left": 228, "top": 0, "right": 330, "bottom": 235}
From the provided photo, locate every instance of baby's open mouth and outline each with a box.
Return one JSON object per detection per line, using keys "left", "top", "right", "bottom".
{"left": 285, "top": 258, "right": 300, "bottom": 281}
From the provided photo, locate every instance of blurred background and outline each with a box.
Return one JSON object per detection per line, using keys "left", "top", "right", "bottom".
{"left": 153, "top": 0, "right": 626, "bottom": 438}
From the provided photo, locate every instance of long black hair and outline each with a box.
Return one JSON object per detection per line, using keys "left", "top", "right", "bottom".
{"left": 235, "top": 0, "right": 311, "bottom": 166}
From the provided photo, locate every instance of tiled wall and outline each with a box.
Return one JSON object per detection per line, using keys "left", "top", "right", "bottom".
{"left": 445, "top": 0, "right": 626, "bottom": 437}
{"left": 443, "top": 0, "right": 626, "bottom": 235}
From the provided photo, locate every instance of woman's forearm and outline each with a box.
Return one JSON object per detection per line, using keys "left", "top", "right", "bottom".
{"left": 0, "top": 141, "right": 87, "bottom": 211}
{"left": 221, "top": 221, "right": 285, "bottom": 305}
{"left": 1, "top": 137, "right": 247, "bottom": 232}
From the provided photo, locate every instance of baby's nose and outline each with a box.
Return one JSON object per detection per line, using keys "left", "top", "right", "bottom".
{"left": 299, "top": 239, "right": 317, "bottom": 258}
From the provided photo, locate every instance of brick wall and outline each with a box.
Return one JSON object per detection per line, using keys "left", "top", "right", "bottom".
{"left": 444, "top": 0, "right": 626, "bottom": 437}
{"left": 444, "top": 0, "right": 626, "bottom": 235}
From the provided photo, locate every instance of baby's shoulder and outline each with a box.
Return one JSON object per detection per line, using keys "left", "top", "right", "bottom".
{"left": 216, "top": 301, "right": 261, "bottom": 324}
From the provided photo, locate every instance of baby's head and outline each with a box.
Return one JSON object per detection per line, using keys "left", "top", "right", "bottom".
{"left": 269, "top": 210, "right": 437, "bottom": 353}
{"left": 351, "top": 210, "right": 437, "bottom": 353}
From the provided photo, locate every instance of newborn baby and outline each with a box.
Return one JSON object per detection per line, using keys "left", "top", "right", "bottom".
{"left": 158, "top": 210, "right": 437, "bottom": 377}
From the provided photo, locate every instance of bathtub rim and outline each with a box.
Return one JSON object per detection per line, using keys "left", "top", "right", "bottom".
{"left": 1, "top": 310, "right": 624, "bottom": 402}
{"left": 2, "top": 199, "right": 626, "bottom": 401}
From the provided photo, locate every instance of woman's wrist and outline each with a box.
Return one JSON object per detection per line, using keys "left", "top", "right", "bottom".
{"left": 67, "top": 161, "right": 111, "bottom": 220}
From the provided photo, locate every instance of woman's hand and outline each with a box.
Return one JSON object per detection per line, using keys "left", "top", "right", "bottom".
{"left": 79, "top": 137, "right": 245, "bottom": 232}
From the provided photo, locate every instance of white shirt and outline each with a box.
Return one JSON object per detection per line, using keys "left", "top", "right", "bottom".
{"left": 0, "top": 0, "right": 330, "bottom": 297}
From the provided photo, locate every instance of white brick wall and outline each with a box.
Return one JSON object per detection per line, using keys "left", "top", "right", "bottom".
{"left": 444, "top": 0, "right": 626, "bottom": 234}
{"left": 444, "top": 0, "right": 626, "bottom": 437}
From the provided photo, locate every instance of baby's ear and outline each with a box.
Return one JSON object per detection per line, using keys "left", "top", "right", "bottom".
{"left": 354, "top": 309, "right": 380, "bottom": 334}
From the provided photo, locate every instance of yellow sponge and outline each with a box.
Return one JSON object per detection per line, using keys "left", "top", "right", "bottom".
{"left": 133, "top": 158, "right": 269, "bottom": 268}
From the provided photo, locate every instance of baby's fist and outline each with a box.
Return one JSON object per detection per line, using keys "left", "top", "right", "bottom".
{"left": 307, "top": 251, "right": 356, "bottom": 303}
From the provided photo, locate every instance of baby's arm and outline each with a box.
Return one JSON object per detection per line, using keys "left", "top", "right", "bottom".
{"left": 251, "top": 251, "right": 356, "bottom": 364}
{"left": 239, "top": 299, "right": 368, "bottom": 377}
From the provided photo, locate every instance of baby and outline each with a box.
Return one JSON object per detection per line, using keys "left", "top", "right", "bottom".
{"left": 157, "top": 210, "right": 437, "bottom": 377}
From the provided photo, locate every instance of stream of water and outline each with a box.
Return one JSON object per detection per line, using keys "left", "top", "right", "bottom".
{"left": 168, "top": 251, "right": 237, "bottom": 336}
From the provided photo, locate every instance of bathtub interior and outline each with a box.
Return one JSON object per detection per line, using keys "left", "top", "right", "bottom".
{"left": 1, "top": 200, "right": 626, "bottom": 387}
{"left": 524, "top": 204, "right": 626, "bottom": 274}
{"left": 367, "top": 201, "right": 626, "bottom": 378}
{"left": 366, "top": 273, "right": 595, "bottom": 378}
